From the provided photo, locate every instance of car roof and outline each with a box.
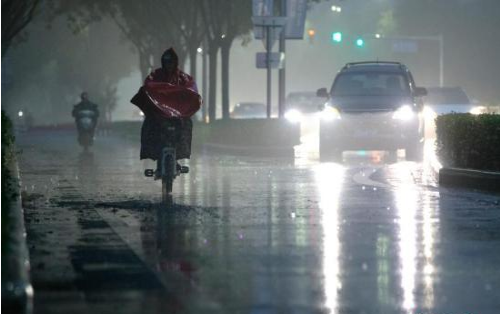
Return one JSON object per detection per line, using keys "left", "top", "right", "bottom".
{"left": 340, "top": 61, "right": 408, "bottom": 74}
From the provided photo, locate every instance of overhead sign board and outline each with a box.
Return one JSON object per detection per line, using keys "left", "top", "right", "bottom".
{"left": 256, "top": 52, "right": 285, "bottom": 69}
{"left": 252, "top": 16, "right": 288, "bottom": 50}
{"left": 252, "top": 0, "right": 274, "bottom": 39}
{"left": 284, "top": 0, "right": 307, "bottom": 39}
{"left": 253, "top": 0, "right": 307, "bottom": 40}
{"left": 392, "top": 40, "right": 418, "bottom": 54}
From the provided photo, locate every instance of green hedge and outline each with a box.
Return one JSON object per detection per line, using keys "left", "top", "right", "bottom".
{"left": 436, "top": 113, "right": 500, "bottom": 171}
{"left": 1, "top": 111, "right": 17, "bottom": 254}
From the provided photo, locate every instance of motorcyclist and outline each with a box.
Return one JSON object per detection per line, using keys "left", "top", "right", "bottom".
{"left": 72, "top": 92, "right": 99, "bottom": 146}
{"left": 132, "top": 48, "right": 200, "bottom": 169}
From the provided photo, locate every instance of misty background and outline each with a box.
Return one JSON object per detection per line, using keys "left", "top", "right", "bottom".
{"left": 2, "top": 0, "right": 500, "bottom": 124}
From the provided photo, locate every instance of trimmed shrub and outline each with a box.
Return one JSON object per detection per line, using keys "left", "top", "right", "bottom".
{"left": 1, "top": 111, "right": 17, "bottom": 254}
{"left": 436, "top": 113, "right": 500, "bottom": 171}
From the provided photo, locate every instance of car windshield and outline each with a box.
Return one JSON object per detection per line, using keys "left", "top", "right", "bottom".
{"left": 331, "top": 72, "right": 411, "bottom": 96}
{"left": 426, "top": 87, "right": 471, "bottom": 105}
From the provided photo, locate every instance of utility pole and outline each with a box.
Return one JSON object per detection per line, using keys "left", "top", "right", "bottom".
{"left": 202, "top": 40, "right": 208, "bottom": 122}
{"left": 278, "top": 0, "right": 287, "bottom": 118}
{"left": 375, "top": 34, "right": 444, "bottom": 87}
{"left": 266, "top": 21, "right": 272, "bottom": 118}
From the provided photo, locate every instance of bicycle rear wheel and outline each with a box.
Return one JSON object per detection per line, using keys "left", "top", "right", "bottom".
{"left": 161, "top": 155, "right": 174, "bottom": 202}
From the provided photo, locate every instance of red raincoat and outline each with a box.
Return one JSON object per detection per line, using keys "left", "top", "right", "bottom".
{"left": 133, "top": 68, "right": 201, "bottom": 118}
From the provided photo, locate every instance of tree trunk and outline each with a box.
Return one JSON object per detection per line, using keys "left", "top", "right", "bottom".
{"left": 220, "top": 40, "right": 232, "bottom": 120}
{"left": 138, "top": 51, "right": 151, "bottom": 81}
{"left": 188, "top": 47, "right": 198, "bottom": 80}
{"left": 208, "top": 44, "right": 219, "bottom": 122}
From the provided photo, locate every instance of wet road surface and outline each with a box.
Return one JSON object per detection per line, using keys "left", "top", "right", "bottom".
{"left": 18, "top": 130, "right": 500, "bottom": 314}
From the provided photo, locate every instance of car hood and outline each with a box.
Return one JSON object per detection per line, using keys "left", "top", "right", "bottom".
{"left": 330, "top": 95, "right": 413, "bottom": 113}
{"left": 426, "top": 103, "right": 473, "bottom": 115}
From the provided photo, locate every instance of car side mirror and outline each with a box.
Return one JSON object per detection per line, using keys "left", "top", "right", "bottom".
{"left": 316, "top": 88, "right": 329, "bottom": 98}
{"left": 414, "top": 87, "right": 427, "bottom": 97}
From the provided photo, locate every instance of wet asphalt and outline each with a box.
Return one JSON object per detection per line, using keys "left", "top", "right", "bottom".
{"left": 17, "top": 129, "right": 500, "bottom": 314}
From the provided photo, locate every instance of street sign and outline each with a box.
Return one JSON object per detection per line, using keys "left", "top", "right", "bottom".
{"left": 252, "top": 16, "right": 288, "bottom": 50}
{"left": 256, "top": 52, "right": 285, "bottom": 69}
{"left": 252, "top": 0, "right": 274, "bottom": 40}
{"left": 392, "top": 40, "right": 418, "bottom": 53}
{"left": 284, "top": 0, "right": 307, "bottom": 39}
{"left": 253, "top": 0, "right": 307, "bottom": 40}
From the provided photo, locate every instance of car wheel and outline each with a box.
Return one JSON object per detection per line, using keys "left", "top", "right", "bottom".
{"left": 386, "top": 150, "right": 398, "bottom": 163}
{"left": 406, "top": 139, "right": 424, "bottom": 162}
{"left": 319, "top": 137, "right": 342, "bottom": 162}
{"left": 319, "top": 122, "right": 343, "bottom": 162}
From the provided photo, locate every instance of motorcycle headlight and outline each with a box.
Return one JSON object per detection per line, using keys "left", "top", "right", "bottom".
{"left": 321, "top": 106, "right": 341, "bottom": 121}
{"left": 392, "top": 105, "right": 415, "bottom": 121}
{"left": 285, "top": 109, "right": 303, "bottom": 123}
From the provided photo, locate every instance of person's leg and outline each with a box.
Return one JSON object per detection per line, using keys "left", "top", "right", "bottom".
{"left": 140, "top": 116, "right": 162, "bottom": 160}
{"left": 175, "top": 118, "right": 193, "bottom": 160}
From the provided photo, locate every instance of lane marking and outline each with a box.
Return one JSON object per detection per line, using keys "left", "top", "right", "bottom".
{"left": 352, "top": 167, "right": 392, "bottom": 189}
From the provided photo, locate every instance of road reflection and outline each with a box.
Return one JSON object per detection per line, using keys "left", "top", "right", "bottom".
{"left": 392, "top": 162, "right": 438, "bottom": 313}
{"left": 393, "top": 163, "right": 419, "bottom": 311}
{"left": 314, "top": 163, "right": 344, "bottom": 312}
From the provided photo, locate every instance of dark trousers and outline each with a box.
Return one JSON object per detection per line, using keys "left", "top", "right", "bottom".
{"left": 140, "top": 116, "right": 193, "bottom": 160}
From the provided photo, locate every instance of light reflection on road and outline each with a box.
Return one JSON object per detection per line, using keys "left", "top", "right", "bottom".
{"left": 393, "top": 163, "right": 419, "bottom": 312}
{"left": 314, "top": 163, "right": 344, "bottom": 313}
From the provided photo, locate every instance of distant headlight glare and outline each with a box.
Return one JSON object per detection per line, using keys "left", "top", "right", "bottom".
{"left": 392, "top": 105, "right": 415, "bottom": 121}
{"left": 284, "top": 109, "right": 303, "bottom": 123}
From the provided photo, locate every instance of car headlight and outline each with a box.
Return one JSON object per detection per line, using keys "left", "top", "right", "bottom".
{"left": 285, "top": 109, "right": 303, "bottom": 123}
{"left": 469, "top": 106, "right": 485, "bottom": 115}
{"left": 392, "top": 105, "right": 415, "bottom": 121}
{"left": 321, "top": 106, "right": 341, "bottom": 121}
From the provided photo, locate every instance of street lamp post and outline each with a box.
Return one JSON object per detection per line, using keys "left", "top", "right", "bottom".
{"left": 375, "top": 34, "right": 444, "bottom": 87}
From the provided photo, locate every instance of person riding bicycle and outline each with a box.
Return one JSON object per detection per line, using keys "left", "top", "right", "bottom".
{"left": 131, "top": 47, "right": 200, "bottom": 169}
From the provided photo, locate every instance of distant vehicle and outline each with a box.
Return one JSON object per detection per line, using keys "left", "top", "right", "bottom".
{"left": 230, "top": 102, "right": 266, "bottom": 119}
{"left": 424, "top": 86, "right": 485, "bottom": 115}
{"left": 284, "top": 91, "right": 325, "bottom": 123}
{"left": 74, "top": 110, "right": 97, "bottom": 150}
{"left": 317, "top": 61, "right": 427, "bottom": 161}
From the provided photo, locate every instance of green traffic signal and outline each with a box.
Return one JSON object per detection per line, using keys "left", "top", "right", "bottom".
{"left": 332, "top": 32, "right": 342, "bottom": 43}
{"left": 356, "top": 38, "right": 365, "bottom": 47}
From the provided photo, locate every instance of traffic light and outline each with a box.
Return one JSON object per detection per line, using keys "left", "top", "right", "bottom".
{"left": 332, "top": 32, "right": 342, "bottom": 43}
{"left": 355, "top": 38, "right": 365, "bottom": 47}
{"left": 307, "top": 29, "right": 316, "bottom": 44}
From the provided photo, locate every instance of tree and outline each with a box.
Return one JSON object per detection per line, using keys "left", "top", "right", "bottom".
{"left": 200, "top": 0, "right": 252, "bottom": 121}
{"left": 2, "top": 0, "right": 40, "bottom": 56}
{"left": 3, "top": 12, "right": 135, "bottom": 124}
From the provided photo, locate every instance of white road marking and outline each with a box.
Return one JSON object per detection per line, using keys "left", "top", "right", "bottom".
{"left": 352, "top": 167, "right": 392, "bottom": 189}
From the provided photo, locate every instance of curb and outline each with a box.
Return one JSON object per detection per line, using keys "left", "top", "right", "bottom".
{"left": 439, "top": 167, "right": 500, "bottom": 192}
{"left": 203, "top": 143, "right": 295, "bottom": 158}
{"left": 2, "top": 156, "right": 34, "bottom": 314}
